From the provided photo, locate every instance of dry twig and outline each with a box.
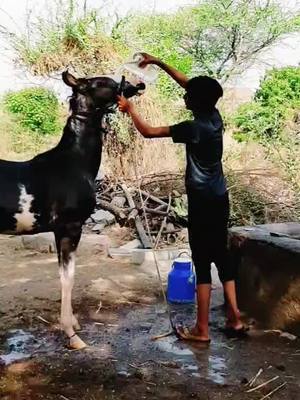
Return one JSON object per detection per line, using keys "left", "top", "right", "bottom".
{"left": 246, "top": 376, "right": 279, "bottom": 393}
{"left": 259, "top": 382, "right": 287, "bottom": 400}
{"left": 36, "top": 315, "right": 50, "bottom": 325}
{"left": 247, "top": 368, "right": 263, "bottom": 387}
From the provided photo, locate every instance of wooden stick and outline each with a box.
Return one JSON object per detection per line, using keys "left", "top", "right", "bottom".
{"left": 246, "top": 376, "right": 279, "bottom": 393}
{"left": 143, "top": 207, "right": 168, "bottom": 216}
{"left": 140, "top": 190, "right": 169, "bottom": 207}
{"left": 154, "top": 195, "right": 172, "bottom": 248}
{"left": 120, "top": 184, "right": 135, "bottom": 208}
{"left": 150, "top": 229, "right": 181, "bottom": 235}
{"left": 259, "top": 382, "right": 287, "bottom": 400}
{"left": 151, "top": 330, "right": 173, "bottom": 341}
{"left": 97, "top": 199, "right": 127, "bottom": 220}
{"left": 96, "top": 301, "right": 102, "bottom": 314}
{"left": 248, "top": 368, "right": 263, "bottom": 387}
{"left": 127, "top": 209, "right": 138, "bottom": 228}
{"left": 154, "top": 204, "right": 168, "bottom": 211}
{"left": 135, "top": 215, "right": 152, "bottom": 249}
{"left": 36, "top": 315, "right": 50, "bottom": 325}
{"left": 121, "top": 184, "right": 152, "bottom": 249}
{"left": 60, "top": 395, "right": 71, "bottom": 400}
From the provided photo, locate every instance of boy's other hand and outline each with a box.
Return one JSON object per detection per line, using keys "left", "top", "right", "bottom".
{"left": 139, "top": 53, "right": 160, "bottom": 68}
{"left": 117, "top": 95, "right": 132, "bottom": 114}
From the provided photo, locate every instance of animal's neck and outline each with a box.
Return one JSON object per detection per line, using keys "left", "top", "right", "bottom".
{"left": 58, "top": 108, "right": 105, "bottom": 179}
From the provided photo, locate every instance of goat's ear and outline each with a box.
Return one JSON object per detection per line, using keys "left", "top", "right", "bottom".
{"left": 62, "top": 70, "right": 78, "bottom": 87}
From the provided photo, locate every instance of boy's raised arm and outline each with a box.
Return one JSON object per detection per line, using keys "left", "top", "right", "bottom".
{"left": 139, "top": 53, "right": 189, "bottom": 89}
{"left": 118, "top": 96, "right": 170, "bottom": 139}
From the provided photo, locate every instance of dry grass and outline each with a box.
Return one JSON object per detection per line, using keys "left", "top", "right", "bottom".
{"left": 224, "top": 132, "right": 300, "bottom": 224}
{"left": 103, "top": 88, "right": 185, "bottom": 179}
{"left": 21, "top": 35, "right": 123, "bottom": 77}
{"left": 0, "top": 109, "right": 15, "bottom": 159}
{"left": 0, "top": 107, "right": 62, "bottom": 161}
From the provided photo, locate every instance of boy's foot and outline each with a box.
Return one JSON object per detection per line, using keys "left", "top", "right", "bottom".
{"left": 222, "top": 324, "right": 249, "bottom": 338}
{"left": 175, "top": 325, "right": 211, "bottom": 343}
{"left": 225, "top": 308, "right": 248, "bottom": 336}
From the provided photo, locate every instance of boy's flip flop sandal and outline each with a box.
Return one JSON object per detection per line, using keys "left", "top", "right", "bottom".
{"left": 175, "top": 325, "right": 211, "bottom": 343}
{"left": 221, "top": 326, "right": 249, "bottom": 339}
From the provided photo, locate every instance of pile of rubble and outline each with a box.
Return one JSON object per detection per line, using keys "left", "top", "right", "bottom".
{"left": 85, "top": 174, "right": 189, "bottom": 249}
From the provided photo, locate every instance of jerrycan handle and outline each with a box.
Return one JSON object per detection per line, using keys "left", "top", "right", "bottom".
{"left": 172, "top": 251, "right": 191, "bottom": 268}
{"left": 175, "top": 251, "right": 194, "bottom": 274}
{"left": 177, "top": 251, "right": 191, "bottom": 259}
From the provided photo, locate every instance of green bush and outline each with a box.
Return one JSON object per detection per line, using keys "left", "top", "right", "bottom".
{"left": 4, "top": 87, "right": 60, "bottom": 135}
{"left": 233, "top": 67, "right": 300, "bottom": 142}
{"left": 233, "top": 102, "right": 286, "bottom": 142}
{"left": 255, "top": 67, "right": 300, "bottom": 108}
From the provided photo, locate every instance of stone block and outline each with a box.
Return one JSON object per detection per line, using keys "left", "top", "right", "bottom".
{"left": 91, "top": 210, "right": 115, "bottom": 225}
{"left": 22, "top": 233, "right": 56, "bottom": 253}
{"left": 229, "top": 223, "right": 300, "bottom": 335}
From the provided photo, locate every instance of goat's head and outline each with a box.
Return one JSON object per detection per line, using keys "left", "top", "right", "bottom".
{"left": 62, "top": 70, "right": 145, "bottom": 114}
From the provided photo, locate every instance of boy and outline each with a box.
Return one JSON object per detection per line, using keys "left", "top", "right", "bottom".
{"left": 118, "top": 53, "right": 246, "bottom": 342}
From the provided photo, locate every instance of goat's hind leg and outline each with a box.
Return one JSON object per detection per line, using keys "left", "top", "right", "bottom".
{"left": 55, "top": 228, "right": 87, "bottom": 350}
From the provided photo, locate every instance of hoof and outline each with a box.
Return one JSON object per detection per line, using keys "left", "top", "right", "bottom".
{"left": 69, "top": 335, "right": 87, "bottom": 350}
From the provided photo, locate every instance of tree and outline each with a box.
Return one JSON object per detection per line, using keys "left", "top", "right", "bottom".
{"left": 114, "top": 0, "right": 299, "bottom": 83}
{"left": 112, "top": 12, "right": 194, "bottom": 96}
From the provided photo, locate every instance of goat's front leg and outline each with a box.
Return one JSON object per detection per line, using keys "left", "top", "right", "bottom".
{"left": 56, "top": 233, "right": 87, "bottom": 350}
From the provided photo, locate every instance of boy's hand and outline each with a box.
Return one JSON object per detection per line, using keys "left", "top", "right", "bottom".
{"left": 139, "top": 53, "right": 160, "bottom": 68}
{"left": 117, "top": 95, "right": 133, "bottom": 114}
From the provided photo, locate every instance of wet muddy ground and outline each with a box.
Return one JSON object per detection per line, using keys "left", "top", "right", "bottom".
{"left": 0, "top": 235, "right": 299, "bottom": 399}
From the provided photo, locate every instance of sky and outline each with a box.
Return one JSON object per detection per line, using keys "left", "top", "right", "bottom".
{"left": 0, "top": 0, "right": 299, "bottom": 95}
{"left": 0, "top": 0, "right": 197, "bottom": 32}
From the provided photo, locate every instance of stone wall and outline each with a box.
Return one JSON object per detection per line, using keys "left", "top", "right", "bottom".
{"left": 229, "top": 223, "right": 300, "bottom": 335}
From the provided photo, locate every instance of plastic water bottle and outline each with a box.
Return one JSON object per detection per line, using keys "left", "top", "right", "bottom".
{"left": 117, "top": 52, "right": 158, "bottom": 84}
{"left": 167, "top": 254, "right": 196, "bottom": 304}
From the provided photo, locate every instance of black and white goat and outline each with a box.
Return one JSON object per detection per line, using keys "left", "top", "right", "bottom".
{"left": 0, "top": 71, "right": 144, "bottom": 349}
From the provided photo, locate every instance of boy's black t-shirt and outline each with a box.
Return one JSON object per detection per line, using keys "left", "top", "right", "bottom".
{"left": 170, "top": 108, "right": 227, "bottom": 197}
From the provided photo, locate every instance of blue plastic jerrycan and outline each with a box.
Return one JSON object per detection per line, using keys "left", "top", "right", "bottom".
{"left": 167, "top": 254, "right": 196, "bottom": 304}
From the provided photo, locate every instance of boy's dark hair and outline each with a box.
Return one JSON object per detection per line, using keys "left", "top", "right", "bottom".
{"left": 186, "top": 76, "right": 223, "bottom": 111}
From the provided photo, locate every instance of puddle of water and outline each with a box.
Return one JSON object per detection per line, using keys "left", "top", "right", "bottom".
{"left": 117, "top": 370, "right": 131, "bottom": 378}
{"left": 155, "top": 337, "right": 228, "bottom": 385}
{"left": 207, "top": 355, "right": 227, "bottom": 385}
{"left": 156, "top": 337, "right": 194, "bottom": 357}
{"left": 183, "top": 364, "right": 198, "bottom": 371}
{"left": 0, "top": 351, "right": 31, "bottom": 365}
{"left": 6, "top": 329, "right": 34, "bottom": 348}
{"left": 0, "top": 329, "right": 37, "bottom": 366}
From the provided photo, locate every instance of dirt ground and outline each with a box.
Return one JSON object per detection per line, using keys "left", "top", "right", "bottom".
{"left": 0, "top": 234, "right": 299, "bottom": 400}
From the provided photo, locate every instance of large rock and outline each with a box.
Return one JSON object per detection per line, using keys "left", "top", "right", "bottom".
{"left": 22, "top": 233, "right": 56, "bottom": 253}
{"left": 119, "top": 239, "right": 142, "bottom": 250}
{"left": 92, "top": 223, "right": 106, "bottom": 233}
{"left": 78, "top": 234, "right": 110, "bottom": 257}
{"left": 91, "top": 210, "right": 115, "bottom": 225}
{"left": 108, "top": 239, "right": 143, "bottom": 258}
{"left": 131, "top": 248, "right": 190, "bottom": 265}
{"left": 22, "top": 232, "right": 110, "bottom": 256}
{"left": 229, "top": 223, "right": 300, "bottom": 335}
{"left": 111, "top": 196, "right": 127, "bottom": 208}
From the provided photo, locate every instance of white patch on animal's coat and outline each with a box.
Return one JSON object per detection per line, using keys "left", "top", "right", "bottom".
{"left": 14, "top": 185, "right": 36, "bottom": 233}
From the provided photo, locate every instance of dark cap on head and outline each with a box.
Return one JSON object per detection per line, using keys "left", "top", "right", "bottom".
{"left": 185, "top": 76, "right": 223, "bottom": 112}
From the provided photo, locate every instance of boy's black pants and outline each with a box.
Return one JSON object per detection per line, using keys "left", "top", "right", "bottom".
{"left": 187, "top": 189, "right": 236, "bottom": 285}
